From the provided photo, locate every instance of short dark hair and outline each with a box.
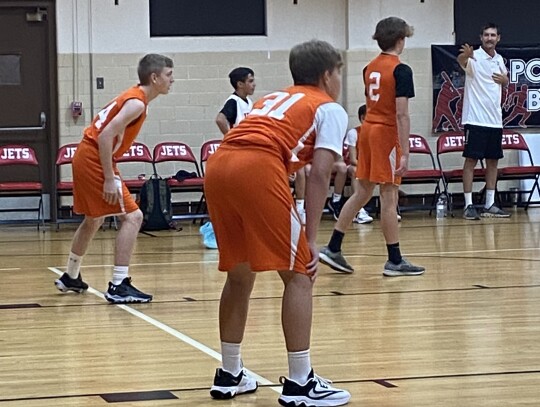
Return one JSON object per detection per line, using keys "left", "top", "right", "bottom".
{"left": 358, "top": 104, "right": 366, "bottom": 119}
{"left": 229, "top": 67, "right": 254, "bottom": 90}
{"left": 372, "top": 17, "right": 414, "bottom": 52}
{"left": 481, "top": 22, "right": 500, "bottom": 35}
{"left": 289, "top": 39, "right": 343, "bottom": 86}
{"left": 138, "top": 54, "right": 173, "bottom": 85}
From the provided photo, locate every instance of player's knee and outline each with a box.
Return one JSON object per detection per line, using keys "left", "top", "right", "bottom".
{"left": 125, "top": 209, "right": 143, "bottom": 227}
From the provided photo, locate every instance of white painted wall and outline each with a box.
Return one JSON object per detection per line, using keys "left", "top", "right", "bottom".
{"left": 347, "top": 0, "right": 454, "bottom": 49}
{"left": 58, "top": 0, "right": 452, "bottom": 54}
{"left": 57, "top": 0, "right": 348, "bottom": 54}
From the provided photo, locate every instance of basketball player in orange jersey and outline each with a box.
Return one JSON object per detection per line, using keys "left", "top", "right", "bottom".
{"left": 54, "top": 54, "right": 174, "bottom": 303}
{"left": 319, "top": 17, "right": 425, "bottom": 277}
{"left": 205, "top": 40, "right": 351, "bottom": 406}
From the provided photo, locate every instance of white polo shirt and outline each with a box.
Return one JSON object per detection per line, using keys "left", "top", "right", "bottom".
{"left": 461, "top": 47, "right": 507, "bottom": 128}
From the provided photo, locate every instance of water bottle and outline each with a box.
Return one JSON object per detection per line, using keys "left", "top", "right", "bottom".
{"left": 436, "top": 194, "right": 447, "bottom": 219}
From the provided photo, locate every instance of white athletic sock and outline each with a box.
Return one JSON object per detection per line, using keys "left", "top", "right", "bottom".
{"left": 66, "top": 252, "right": 82, "bottom": 279}
{"left": 296, "top": 199, "right": 305, "bottom": 212}
{"left": 112, "top": 266, "right": 129, "bottom": 286}
{"left": 464, "top": 192, "right": 473, "bottom": 208}
{"left": 288, "top": 349, "right": 311, "bottom": 383}
{"left": 221, "top": 341, "right": 242, "bottom": 376}
{"left": 485, "top": 189, "right": 495, "bottom": 208}
{"left": 332, "top": 193, "right": 342, "bottom": 202}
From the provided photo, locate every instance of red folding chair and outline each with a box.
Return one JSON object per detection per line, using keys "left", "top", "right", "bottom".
{"left": 114, "top": 142, "right": 154, "bottom": 194}
{"left": 0, "top": 144, "right": 44, "bottom": 229}
{"left": 200, "top": 139, "right": 222, "bottom": 176}
{"left": 401, "top": 134, "right": 445, "bottom": 213}
{"left": 497, "top": 131, "right": 540, "bottom": 210}
{"left": 55, "top": 143, "right": 79, "bottom": 227}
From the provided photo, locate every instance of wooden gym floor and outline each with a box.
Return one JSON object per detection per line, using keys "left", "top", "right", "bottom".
{"left": 0, "top": 209, "right": 539, "bottom": 406}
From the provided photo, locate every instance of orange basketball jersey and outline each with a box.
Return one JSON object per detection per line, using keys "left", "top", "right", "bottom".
{"left": 73, "top": 86, "right": 148, "bottom": 217}
{"left": 363, "top": 53, "right": 401, "bottom": 126}
{"left": 222, "top": 85, "right": 342, "bottom": 174}
{"left": 83, "top": 85, "right": 148, "bottom": 159}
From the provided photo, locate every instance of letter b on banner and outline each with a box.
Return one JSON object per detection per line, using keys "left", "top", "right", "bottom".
{"left": 528, "top": 89, "right": 540, "bottom": 112}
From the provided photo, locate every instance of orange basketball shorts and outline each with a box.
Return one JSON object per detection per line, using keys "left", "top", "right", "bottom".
{"left": 72, "top": 139, "right": 138, "bottom": 217}
{"left": 356, "top": 122, "right": 402, "bottom": 185}
{"left": 204, "top": 145, "right": 310, "bottom": 273}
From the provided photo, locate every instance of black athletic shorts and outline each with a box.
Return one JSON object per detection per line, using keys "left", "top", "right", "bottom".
{"left": 462, "top": 124, "right": 503, "bottom": 160}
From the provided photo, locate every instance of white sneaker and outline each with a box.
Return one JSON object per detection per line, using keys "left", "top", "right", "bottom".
{"left": 278, "top": 369, "right": 351, "bottom": 406}
{"left": 353, "top": 208, "right": 373, "bottom": 224}
{"left": 397, "top": 213, "right": 402, "bottom": 222}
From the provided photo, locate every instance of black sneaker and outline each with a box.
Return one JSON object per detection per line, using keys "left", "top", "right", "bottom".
{"left": 210, "top": 368, "right": 258, "bottom": 399}
{"left": 327, "top": 199, "right": 343, "bottom": 221}
{"left": 55, "top": 272, "right": 88, "bottom": 293}
{"left": 383, "top": 258, "right": 425, "bottom": 277}
{"left": 463, "top": 204, "right": 480, "bottom": 220}
{"left": 481, "top": 204, "right": 511, "bottom": 218}
{"left": 278, "top": 369, "right": 351, "bottom": 407}
{"left": 104, "top": 277, "right": 153, "bottom": 303}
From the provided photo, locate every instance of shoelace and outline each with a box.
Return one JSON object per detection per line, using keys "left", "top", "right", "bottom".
{"left": 313, "top": 373, "right": 333, "bottom": 388}
{"left": 277, "top": 373, "right": 334, "bottom": 387}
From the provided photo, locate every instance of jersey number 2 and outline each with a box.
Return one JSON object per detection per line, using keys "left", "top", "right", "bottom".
{"left": 368, "top": 72, "right": 381, "bottom": 102}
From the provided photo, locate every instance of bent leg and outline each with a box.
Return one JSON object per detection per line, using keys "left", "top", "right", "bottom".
{"left": 211, "top": 263, "right": 258, "bottom": 400}
{"left": 56, "top": 215, "right": 105, "bottom": 293}
{"left": 279, "top": 270, "right": 313, "bottom": 352}
{"left": 335, "top": 179, "right": 375, "bottom": 233}
{"left": 115, "top": 209, "right": 143, "bottom": 266}
{"left": 70, "top": 215, "right": 105, "bottom": 255}
{"left": 219, "top": 263, "right": 256, "bottom": 344}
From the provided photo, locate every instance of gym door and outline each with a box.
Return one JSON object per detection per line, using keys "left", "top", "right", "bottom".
{"left": 0, "top": 2, "right": 57, "bottom": 219}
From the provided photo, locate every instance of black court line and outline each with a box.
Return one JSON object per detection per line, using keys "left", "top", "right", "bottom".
{"left": 34, "top": 282, "right": 540, "bottom": 310}
{"left": 335, "top": 252, "right": 540, "bottom": 263}
{"left": 335, "top": 368, "right": 540, "bottom": 386}
{"left": 101, "top": 390, "right": 177, "bottom": 402}
{"left": 2, "top": 369, "right": 539, "bottom": 403}
{"left": 0, "top": 303, "right": 41, "bottom": 309}
{"left": 373, "top": 379, "right": 398, "bottom": 388}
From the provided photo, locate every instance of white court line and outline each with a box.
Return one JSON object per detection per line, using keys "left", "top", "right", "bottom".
{"left": 50, "top": 246, "right": 540, "bottom": 271}
{"left": 0, "top": 268, "right": 21, "bottom": 271}
{"left": 50, "top": 260, "right": 218, "bottom": 269}
{"left": 48, "top": 267, "right": 279, "bottom": 392}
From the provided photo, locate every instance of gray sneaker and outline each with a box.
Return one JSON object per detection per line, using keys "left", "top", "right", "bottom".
{"left": 319, "top": 246, "right": 354, "bottom": 273}
{"left": 463, "top": 204, "right": 480, "bottom": 220}
{"left": 481, "top": 204, "right": 511, "bottom": 218}
{"left": 383, "top": 258, "right": 425, "bottom": 277}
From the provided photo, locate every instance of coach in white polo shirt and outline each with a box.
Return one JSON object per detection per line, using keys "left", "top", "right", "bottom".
{"left": 457, "top": 22, "right": 510, "bottom": 220}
